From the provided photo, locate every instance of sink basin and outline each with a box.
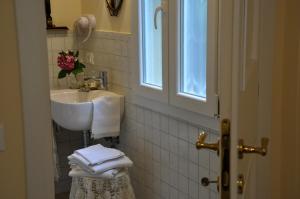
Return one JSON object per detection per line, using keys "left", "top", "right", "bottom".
{"left": 50, "top": 89, "right": 124, "bottom": 131}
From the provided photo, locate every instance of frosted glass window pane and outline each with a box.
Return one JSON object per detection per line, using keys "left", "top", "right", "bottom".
{"left": 141, "top": 0, "right": 163, "bottom": 88}
{"left": 181, "top": 0, "right": 207, "bottom": 98}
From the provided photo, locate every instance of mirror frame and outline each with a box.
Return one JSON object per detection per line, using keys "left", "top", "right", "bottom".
{"left": 105, "top": 0, "right": 123, "bottom": 16}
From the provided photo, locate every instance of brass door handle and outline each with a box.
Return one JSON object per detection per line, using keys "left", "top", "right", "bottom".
{"left": 237, "top": 138, "right": 269, "bottom": 159}
{"left": 195, "top": 131, "right": 220, "bottom": 155}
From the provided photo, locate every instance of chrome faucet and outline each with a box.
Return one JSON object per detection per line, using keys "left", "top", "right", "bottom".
{"left": 80, "top": 71, "right": 108, "bottom": 92}
{"left": 99, "top": 71, "right": 108, "bottom": 90}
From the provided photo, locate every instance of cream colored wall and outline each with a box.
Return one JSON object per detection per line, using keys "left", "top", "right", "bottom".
{"left": 51, "top": 0, "right": 131, "bottom": 32}
{"left": 81, "top": 0, "right": 131, "bottom": 33}
{"left": 51, "top": 0, "right": 82, "bottom": 29}
{"left": 0, "top": 0, "right": 27, "bottom": 198}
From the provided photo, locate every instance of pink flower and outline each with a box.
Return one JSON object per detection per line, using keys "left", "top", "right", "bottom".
{"left": 57, "top": 55, "right": 75, "bottom": 71}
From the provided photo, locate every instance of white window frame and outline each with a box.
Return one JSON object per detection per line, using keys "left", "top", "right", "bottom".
{"left": 169, "top": 0, "right": 219, "bottom": 117}
{"left": 132, "top": 0, "right": 219, "bottom": 117}
{"left": 132, "top": 0, "right": 169, "bottom": 103}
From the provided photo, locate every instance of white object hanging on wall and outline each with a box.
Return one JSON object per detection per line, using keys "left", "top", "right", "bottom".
{"left": 74, "top": 15, "right": 96, "bottom": 45}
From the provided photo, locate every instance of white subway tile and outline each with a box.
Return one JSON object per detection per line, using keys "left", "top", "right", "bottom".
{"left": 199, "top": 186, "right": 210, "bottom": 199}
{"left": 178, "top": 174, "right": 189, "bottom": 194}
{"left": 178, "top": 121, "right": 189, "bottom": 141}
{"left": 136, "top": 107, "right": 145, "bottom": 124}
{"left": 125, "top": 103, "right": 137, "bottom": 120}
{"left": 64, "top": 36, "right": 75, "bottom": 50}
{"left": 144, "top": 172, "right": 154, "bottom": 189}
{"left": 178, "top": 192, "right": 188, "bottom": 199}
{"left": 160, "top": 181, "right": 170, "bottom": 199}
{"left": 178, "top": 139, "right": 189, "bottom": 158}
{"left": 52, "top": 37, "right": 65, "bottom": 50}
{"left": 47, "top": 37, "right": 52, "bottom": 50}
{"left": 111, "top": 70, "right": 129, "bottom": 87}
{"left": 169, "top": 169, "right": 179, "bottom": 188}
{"left": 161, "top": 149, "right": 170, "bottom": 167}
{"left": 169, "top": 135, "right": 179, "bottom": 154}
{"left": 169, "top": 186, "right": 179, "bottom": 199}
{"left": 210, "top": 152, "right": 220, "bottom": 173}
{"left": 48, "top": 51, "right": 53, "bottom": 65}
{"left": 198, "top": 150, "right": 210, "bottom": 169}
{"left": 144, "top": 126, "right": 153, "bottom": 142}
{"left": 144, "top": 141, "right": 153, "bottom": 159}
{"left": 121, "top": 41, "right": 129, "bottom": 56}
{"left": 189, "top": 143, "right": 199, "bottom": 164}
{"left": 137, "top": 138, "right": 145, "bottom": 153}
{"left": 188, "top": 179, "right": 199, "bottom": 199}
{"left": 152, "top": 178, "right": 161, "bottom": 195}
{"left": 152, "top": 144, "right": 161, "bottom": 163}
{"left": 152, "top": 129, "right": 161, "bottom": 146}
{"left": 160, "top": 131, "right": 169, "bottom": 150}
{"left": 210, "top": 191, "right": 219, "bottom": 199}
{"left": 144, "top": 187, "right": 154, "bottom": 199}
{"left": 152, "top": 112, "right": 160, "bottom": 129}
{"left": 153, "top": 161, "right": 161, "bottom": 179}
{"left": 188, "top": 125, "right": 199, "bottom": 144}
{"left": 161, "top": 166, "right": 170, "bottom": 183}
{"left": 160, "top": 115, "right": 169, "bottom": 133}
{"left": 179, "top": 158, "right": 189, "bottom": 177}
{"left": 136, "top": 123, "right": 145, "bottom": 139}
{"left": 170, "top": 153, "right": 179, "bottom": 171}
{"left": 168, "top": 118, "right": 178, "bottom": 137}
{"left": 189, "top": 162, "right": 198, "bottom": 182}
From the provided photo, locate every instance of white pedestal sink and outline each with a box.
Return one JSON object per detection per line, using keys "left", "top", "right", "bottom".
{"left": 50, "top": 89, "right": 124, "bottom": 131}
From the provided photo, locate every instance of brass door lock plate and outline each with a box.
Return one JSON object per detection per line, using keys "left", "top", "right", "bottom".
{"left": 237, "top": 174, "right": 245, "bottom": 194}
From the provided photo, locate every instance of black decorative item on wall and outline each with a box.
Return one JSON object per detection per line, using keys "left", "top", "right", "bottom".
{"left": 44, "top": 0, "right": 68, "bottom": 30}
{"left": 105, "top": 0, "right": 123, "bottom": 16}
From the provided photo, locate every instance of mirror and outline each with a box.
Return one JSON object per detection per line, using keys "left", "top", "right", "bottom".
{"left": 105, "top": 0, "right": 123, "bottom": 16}
{"left": 44, "top": 0, "right": 69, "bottom": 29}
{"left": 45, "top": 0, "right": 53, "bottom": 28}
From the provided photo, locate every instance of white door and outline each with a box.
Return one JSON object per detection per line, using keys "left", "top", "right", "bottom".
{"left": 230, "top": 0, "right": 274, "bottom": 198}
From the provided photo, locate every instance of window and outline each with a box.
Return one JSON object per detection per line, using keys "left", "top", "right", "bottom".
{"left": 135, "top": 0, "right": 218, "bottom": 116}
{"left": 141, "top": 0, "right": 163, "bottom": 88}
{"left": 180, "top": 0, "right": 207, "bottom": 99}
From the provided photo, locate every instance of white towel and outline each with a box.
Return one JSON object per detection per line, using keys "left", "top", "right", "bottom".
{"left": 75, "top": 144, "right": 124, "bottom": 165}
{"left": 68, "top": 154, "right": 133, "bottom": 174}
{"left": 91, "top": 95, "right": 121, "bottom": 139}
{"left": 69, "top": 165, "right": 124, "bottom": 179}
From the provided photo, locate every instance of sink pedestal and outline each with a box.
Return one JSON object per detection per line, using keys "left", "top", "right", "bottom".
{"left": 83, "top": 130, "right": 90, "bottom": 147}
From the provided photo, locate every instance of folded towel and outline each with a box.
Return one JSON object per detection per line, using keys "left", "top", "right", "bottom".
{"left": 68, "top": 154, "right": 133, "bottom": 174}
{"left": 91, "top": 95, "right": 121, "bottom": 139}
{"left": 69, "top": 165, "right": 124, "bottom": 179}
{"left": 75, "top": 144, "right": 124, "bottom": 165}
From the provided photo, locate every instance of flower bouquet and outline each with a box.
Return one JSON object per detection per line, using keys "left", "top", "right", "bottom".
{"left": 57, "top": 50, "right": 85, "bottom": 79}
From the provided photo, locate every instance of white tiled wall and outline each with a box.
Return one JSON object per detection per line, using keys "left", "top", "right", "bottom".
{"left": 47, "top": 31, "right": 78, "bottom": 89}
{"left": 47, "top": 30, "right": 220, "bottom": 198}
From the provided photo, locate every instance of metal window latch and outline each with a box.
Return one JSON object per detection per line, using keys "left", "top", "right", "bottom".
{"left": 154, "top": 1, "right": 167, "bottom": 29}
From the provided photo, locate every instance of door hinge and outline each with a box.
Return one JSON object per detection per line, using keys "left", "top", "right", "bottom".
{"left": 214, "top": 95, "right": 220, "bottom": 119}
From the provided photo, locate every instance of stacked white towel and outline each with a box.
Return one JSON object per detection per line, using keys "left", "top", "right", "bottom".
{"left": 68, "top": 144, "right": 132, "bottom": 178}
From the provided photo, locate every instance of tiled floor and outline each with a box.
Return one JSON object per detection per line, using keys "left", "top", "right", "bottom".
{"left": 55, "top": 192, "right": 69, "bottom": 199}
